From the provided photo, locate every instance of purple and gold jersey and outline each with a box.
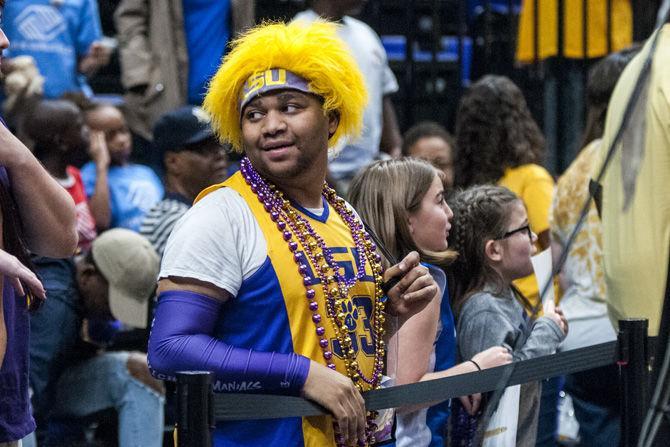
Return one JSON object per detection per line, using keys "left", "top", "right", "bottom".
{"left": 197, "top": 172, "right": 378, "bottom": 446}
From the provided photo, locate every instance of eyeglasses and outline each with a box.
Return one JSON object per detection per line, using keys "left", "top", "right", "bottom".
{"left": 497, "top": 224, "right": 532, "bottom": 240}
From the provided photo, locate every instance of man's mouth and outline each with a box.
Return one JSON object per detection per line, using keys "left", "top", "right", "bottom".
{"left": 262, "top": 141, "right": 294, "bottom": 151}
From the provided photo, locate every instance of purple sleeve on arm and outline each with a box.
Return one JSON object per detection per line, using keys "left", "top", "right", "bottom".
{"left": 148, "top": 290, "right": 310, "bottom": 395}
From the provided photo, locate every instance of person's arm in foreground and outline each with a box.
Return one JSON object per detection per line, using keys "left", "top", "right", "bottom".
{"left": 0, "top": 125, "right": 76, "bottom": 257}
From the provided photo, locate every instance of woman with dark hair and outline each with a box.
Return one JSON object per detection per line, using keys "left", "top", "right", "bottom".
{"left": 454, "top": 74, "right": 551, "bottom": 309}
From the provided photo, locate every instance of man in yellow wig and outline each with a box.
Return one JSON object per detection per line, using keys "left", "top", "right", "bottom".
{"left": 147, "top": 20, "right": 437, "bottom": 447}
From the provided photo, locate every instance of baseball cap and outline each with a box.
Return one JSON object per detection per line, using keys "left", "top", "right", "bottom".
{"left": 91, "top": 229, "right": 160, "bottom": 329}
{"left": 153, "top": 106, "right": 215, "bottom": 155}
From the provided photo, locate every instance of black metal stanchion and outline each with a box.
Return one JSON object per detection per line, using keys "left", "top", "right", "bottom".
{"left": 176, "top": 371, "right": 214, "bottom": 447}
{"left": 618, "top": 319, "right": 650, "bottom": 447}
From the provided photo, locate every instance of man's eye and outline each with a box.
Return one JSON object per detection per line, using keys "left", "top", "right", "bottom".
{"left": 246, "top": 110, "right": 263, "bottom": 120}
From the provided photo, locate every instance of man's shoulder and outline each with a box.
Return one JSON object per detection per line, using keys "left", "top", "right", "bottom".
{"left": 142, "top": 198, "right": 190, "bottom": 226}
{"left": 175, "top": 186, "right": 255, "bottom": 234}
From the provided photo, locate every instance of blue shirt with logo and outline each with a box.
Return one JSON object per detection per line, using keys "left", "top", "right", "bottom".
{"left": 4, "top": 0, "right": 102, "bottom": 98}
{"left": 81, "top": 163, "right": 164, "bottom": 232}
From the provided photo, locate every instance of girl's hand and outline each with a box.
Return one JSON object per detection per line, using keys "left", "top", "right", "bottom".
{"left": 472, "top": 346, "right": 513, "bottom": 370}
{"left": 89, "top": 131, "right": 110, "bottom": 169}
{"left": 554, "top": 306, "right": 568, "bottom": 335}
{"left": 0, "top": 248, "right": 45, "bottom": 299}
{"left": 459, "top": 394, "right": 482, "bottom": 416}
{"left": 543, "top": 300, "right": 568, "bottom": 335}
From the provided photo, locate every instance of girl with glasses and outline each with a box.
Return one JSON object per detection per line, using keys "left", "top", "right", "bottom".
{"left": 447, "top": 184, "right": 568, "bottom": 446}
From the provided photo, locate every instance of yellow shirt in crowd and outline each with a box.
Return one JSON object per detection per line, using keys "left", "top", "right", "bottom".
{"left": 498, "top": 163, "right": 555, "bottom": 310}
{"left": 516, "top": 0, "right": 633, "bottom": 62}
{"left": 598, "top": 25, "right": 670, "bottom": 336}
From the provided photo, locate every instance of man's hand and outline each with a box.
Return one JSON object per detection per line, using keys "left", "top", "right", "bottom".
{"left": 78, "top": 41, "right": 112, "bottom": 76}
{"left": 301, "top": 361, "right": 366, "bottom": 446}
{"left": 383, "top": 251, "right": 437, "bottom": 319}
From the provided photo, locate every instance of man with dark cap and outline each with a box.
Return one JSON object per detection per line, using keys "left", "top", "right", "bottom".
{"left": 140, "top": 106, "right": 229, "bottom": 256}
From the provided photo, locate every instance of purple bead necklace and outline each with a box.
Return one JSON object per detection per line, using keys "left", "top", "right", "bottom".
{"left": 240, "top": 157, "right": 385, "bottom": 445}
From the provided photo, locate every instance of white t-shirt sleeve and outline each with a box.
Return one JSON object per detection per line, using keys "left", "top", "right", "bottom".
{"left": 159, "top": 188, "right": 267, "bottom": 297}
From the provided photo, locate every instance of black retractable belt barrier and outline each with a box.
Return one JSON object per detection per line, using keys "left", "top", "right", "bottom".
{"left": 175, "top": 336, "right": 657, "bottom": 442}
{"left": 176, "top": 371, "right": 214, "bottom": 447}
{"left": 618, "top": 319, "right": 650, "bottom": 447}
{"left": 211, "top": 340, "right": 618, "bottom": 421}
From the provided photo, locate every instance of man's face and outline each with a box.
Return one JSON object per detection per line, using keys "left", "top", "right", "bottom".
{"left": 172, "top": 139, "right": 229, "bottom": 197}
{"left": 240, "top": 90, "right": 338, "bottom": 186}
{"left": 76, "top": 260, "right": 112, "bottom": 319}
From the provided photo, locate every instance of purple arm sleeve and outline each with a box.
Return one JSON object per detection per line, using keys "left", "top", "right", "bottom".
{"left": 148, "top": 290, "right": 311, "bottom": 395}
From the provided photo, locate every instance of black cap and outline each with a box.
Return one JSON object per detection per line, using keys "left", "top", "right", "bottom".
{"left": 153, "top": 106, "right": 215, "bottom": 154}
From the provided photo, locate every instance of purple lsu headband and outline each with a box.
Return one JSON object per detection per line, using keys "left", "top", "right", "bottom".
{"left": 239, "top": 69, "right": 313, "bottom": 111}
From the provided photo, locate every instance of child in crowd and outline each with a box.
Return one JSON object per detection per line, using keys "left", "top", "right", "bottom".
{"left": 447, "top": 185, "right": 568, "bottom": 446}
{"left": 348, "top": 158, "right": 511, "bottom": 447}
{"left": 79, "top": 102, "right": 163, "bottom": 232}
{"left": 23, "top": 99, "right": 98, "bottom": 252}
{"left": 401, "top": 122, "right": 455, "bottom": 189}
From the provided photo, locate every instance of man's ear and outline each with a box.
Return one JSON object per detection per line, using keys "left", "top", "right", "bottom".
{"left": 77, "top": 263, "right": 96, "bottom": 287}
{"left": 164, "top": 151, "right": 181, "bottom": 174}
{"left": 484, "top": 239, "right": 503, "bottom": 263}
{"left": 327, "top": 111, "right": 340, "bottom": 139}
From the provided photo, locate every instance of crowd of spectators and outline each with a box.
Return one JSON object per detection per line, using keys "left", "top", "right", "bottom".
{"left": 0, "top": 0, "right": 665, "bottom": 446}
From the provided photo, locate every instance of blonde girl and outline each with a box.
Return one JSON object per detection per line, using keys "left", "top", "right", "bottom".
{"left": 349, "top": 159, "right": 511, "bottom": 447}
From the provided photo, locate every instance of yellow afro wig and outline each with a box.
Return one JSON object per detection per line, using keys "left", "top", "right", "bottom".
{"left": 203, "top": 20, "right": 368, "bottom": 152}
